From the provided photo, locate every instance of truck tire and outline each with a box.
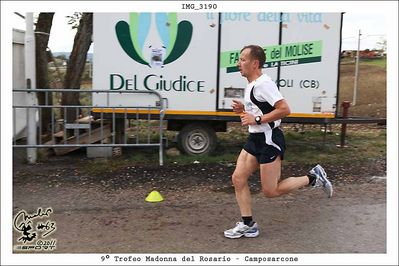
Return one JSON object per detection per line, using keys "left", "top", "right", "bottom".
{"left": 177, "top": 123, "right": 217, "bottom": 155}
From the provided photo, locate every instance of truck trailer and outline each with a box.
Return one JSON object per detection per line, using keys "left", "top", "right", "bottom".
{"left": 92, "top": 12, "right": 342, "bottom": 155}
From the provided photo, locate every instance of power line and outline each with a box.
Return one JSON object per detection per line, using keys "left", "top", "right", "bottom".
{"left": 14, "top": 12, "right": 25, "bottom": 19}
{"left": 360, "top": 34, "right": 386, "bottom": 40}
{"left": 344, "top": 34, "right": 386, "bottom": 40}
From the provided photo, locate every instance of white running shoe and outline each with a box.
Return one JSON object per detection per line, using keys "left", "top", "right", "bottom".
{"left": 224, "top": 221, "right": 259, "bottom": 239}
{"left": 309, "top": 164, "right": 333, "bottom": 198}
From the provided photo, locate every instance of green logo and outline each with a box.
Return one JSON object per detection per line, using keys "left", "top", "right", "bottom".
{"left": 115, "top": 13, "right": 193, "bottom": 67}
{"left": 220, "top": 41, "right": 323, "bottom": 72}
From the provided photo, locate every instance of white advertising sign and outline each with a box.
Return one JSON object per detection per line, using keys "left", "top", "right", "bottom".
{"left": 93, "top": 12, "right": 341, "bottom": 118}
{"left": 93, "top": 13, "right": 218, "bottom": 112}
{"left": 218, "top": 12, "right": 342, "bottom": 117}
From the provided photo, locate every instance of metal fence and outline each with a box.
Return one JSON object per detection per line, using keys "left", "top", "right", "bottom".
{"left": 13, "top": 89, "right": 165, "bottom": 165}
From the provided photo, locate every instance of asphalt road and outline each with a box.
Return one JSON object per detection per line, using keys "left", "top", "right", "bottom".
{"left": 12, "top": 177, "right": 386, "bottom": 254}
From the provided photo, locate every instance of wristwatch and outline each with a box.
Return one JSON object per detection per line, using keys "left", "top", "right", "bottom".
{"left": 255, "top": 116, "right": 262, "bottom": 125}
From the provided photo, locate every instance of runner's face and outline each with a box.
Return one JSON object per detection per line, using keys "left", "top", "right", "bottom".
{"left": 237, "top": 48, "right": 256, "bottom": 78}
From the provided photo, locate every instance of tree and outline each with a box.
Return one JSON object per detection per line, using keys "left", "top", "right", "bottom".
{"left": 61, "top": 13, "right": 93, "bottom": 124}
{"left": 54, "top": 54, "right": 66, "bottom": 60}
{"left": 376, "top": 37, "right": 387, "bottom": 53}
{"left": 35, "top": 12, "right": 54, "bottom": 134}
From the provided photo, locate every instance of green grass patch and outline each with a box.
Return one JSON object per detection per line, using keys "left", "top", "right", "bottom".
{"left": 284, "top": 129, "right": 386, "bottom": 165}
{"left": 81, "top": 149, "right": 168, "bottom": 175}
{"left": 81, "top": 157, "right": 134, "bottom": 176}
{"left": 82, "top": 128, "right": 385, "bottom": 176}
{"left": 360, "top": 57, "right": 386, "bottom": 68}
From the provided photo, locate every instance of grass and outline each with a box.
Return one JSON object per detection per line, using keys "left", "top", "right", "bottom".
{"left": 82, "top": 157, "right": 134, "bottom": 176}
{"left": 338, "top": 59, "right": 386, "bottom": 117}
{"left": 283, "top": 126, "right": 386, "bottom": 165}
{"left": 360, "top": 57, "right": 386, "bottom": 68}
{"left": 79, "top": 123, "right": 386, "bottom": 175}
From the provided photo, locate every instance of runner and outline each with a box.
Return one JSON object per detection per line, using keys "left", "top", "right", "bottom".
{"left": 224, "top": 45, "right": 333, "bottom": 239}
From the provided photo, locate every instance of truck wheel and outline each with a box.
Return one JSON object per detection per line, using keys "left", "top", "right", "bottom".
{"left": 177, "top": 123, "right": 217, "bottom": 155}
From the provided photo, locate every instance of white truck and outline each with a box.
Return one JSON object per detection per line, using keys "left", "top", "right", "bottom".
{"left": 93, "top": 12, "right": 342, "bottom": 155}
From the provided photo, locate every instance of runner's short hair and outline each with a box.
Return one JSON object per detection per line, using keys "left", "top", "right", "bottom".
{"left": 241, "top": 45, "right": 266, "bottom": 69}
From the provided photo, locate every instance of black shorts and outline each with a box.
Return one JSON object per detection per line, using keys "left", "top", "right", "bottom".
{"left": 243, "top": 128, "right": 286, "bottom": 164}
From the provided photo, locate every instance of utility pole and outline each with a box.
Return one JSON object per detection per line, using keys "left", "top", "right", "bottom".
{"left": 353, "top": 29, "right": 361, "bottom": 106}
{"left": 25, "top": 12, "right": 37, "bottom": 163}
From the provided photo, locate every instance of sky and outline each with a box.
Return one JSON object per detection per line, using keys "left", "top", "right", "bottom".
{"left": 340, "top": 12, "right": 386, "bottom": 51}
{"left": 11, "top": 11, "right": 386, "bottom": 53}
